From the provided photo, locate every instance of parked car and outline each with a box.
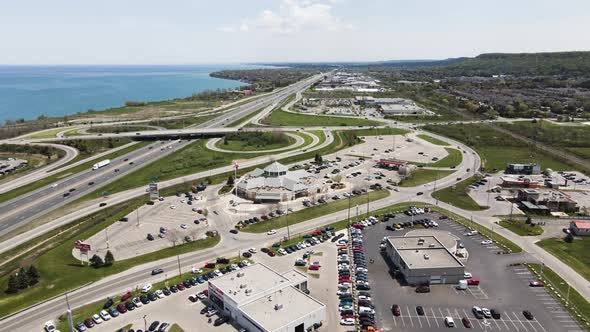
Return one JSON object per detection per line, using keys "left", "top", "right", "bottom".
{"left": 415, "top": 285, "right": 430, "bottom": 293}
{"left": 416, "top": 306, "right": 425, "bottom": 316}
{"left": 391, "top": 304, "right": 401, "bottom": 316}
{"left": 523, "top": 310, "right": 534, "bottom": 320}
{"left": 462, "top": 317, "right": 473, "bottom": 328}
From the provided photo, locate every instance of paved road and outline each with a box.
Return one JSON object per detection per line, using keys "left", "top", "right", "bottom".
{"left": 0, "top": 73, "right": 324, "bottom": 238}
{"left": 0, "top": 142, "right": 79, "bottom": 194}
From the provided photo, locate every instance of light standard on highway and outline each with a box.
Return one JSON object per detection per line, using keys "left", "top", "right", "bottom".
{"left": 143, "top": 315, "right": 147, "bottom": 331}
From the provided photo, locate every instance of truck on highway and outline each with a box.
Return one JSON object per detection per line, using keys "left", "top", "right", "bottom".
{"left": 92, "top": 159, "right": 110, "bottom": 170}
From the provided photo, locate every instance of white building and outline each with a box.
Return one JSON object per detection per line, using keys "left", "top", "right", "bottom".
{"left": 208, "top": 263, "right": 326, "bottom": 332}
{"left": 236, "top": 162, "right": 315, "bottom": 202}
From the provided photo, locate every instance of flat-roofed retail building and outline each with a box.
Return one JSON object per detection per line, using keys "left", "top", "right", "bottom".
{"left": 385, "top": 235, "right": 464, "bottom": 285}
{"left": 207, "top": 263, "right": 325, "bottom": 332}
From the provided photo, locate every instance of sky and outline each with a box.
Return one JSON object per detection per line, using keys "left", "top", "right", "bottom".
{"left": 1, "top": 0, "right": 589, "bottom": 64}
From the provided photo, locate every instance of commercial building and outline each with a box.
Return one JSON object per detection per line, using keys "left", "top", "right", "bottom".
{"left": 374, "top": 98, "right": 434, "bottom": 116}
{"left": 207, "top": 263, "right": 325, "bottom": 332}
{"left": 384, "top": 235, "right": 464, "bottom": 285}
{"left": 518, "top": 189, "right": 578, "bottom": 213}
{"left": 376, "top": 159, "right": 408, "bottom": 170}
{"left": 570, "top": 220, "right": 590, "bottom": 236}
{"left": 505, "top": 163, "right": 541, "bottom": 175}
{"left": 500, "top": 175, "right": 541, "bottom": 188}
{"left": 236, "top": 162, "right": 315, "bottom": 202}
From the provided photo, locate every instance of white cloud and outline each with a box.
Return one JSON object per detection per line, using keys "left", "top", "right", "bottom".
{"left": 219, "top": 0, "right": 351, "bottom": 34}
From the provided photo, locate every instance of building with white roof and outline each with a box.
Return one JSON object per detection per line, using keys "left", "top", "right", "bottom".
{"left": 207, "top": 263, "right": 325, "bottom": 332}
{"left": 236, "top": 161, "right": 315, "bottom": 202}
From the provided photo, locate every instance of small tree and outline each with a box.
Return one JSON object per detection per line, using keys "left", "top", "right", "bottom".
{"left": 314, "top": 153, "right": 323, "bottom": 164}
{"left": 564, "top": 233, "right": 574, "bottom": 243}
{"left": 6, "top": 275, "right": 19, "bottom": 294}
{"left": 90, "top": 254, "right": 104, "bottom": 268}
{"left": 26, "top": 266, "right": 40, "bottom": 286}
{"left": 16, "top": 267, "right": 29, "bottom": 290}
{"left": 525, "top": 216, "right": 532, "bottom": 225}
{"left": 227, "top": 176, "right": 235, "bottom": 186}
{"left": 104, "top": 251, "right": 115, "bottom": 267}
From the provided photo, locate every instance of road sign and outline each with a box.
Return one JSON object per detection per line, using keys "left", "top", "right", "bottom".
{"left": 149, "top": 183, "right": 159, "bottom": 199}
{"left": 74, "top": 240, "right": 91, "bottom": 252}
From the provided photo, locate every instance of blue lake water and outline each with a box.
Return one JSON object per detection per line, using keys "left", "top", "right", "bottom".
{"left": 0, "top": 64, "right": 259, "bottom": 123}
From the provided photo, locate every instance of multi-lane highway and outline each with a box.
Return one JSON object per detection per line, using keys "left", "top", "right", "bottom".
{"left": 0, "top": 72, "right": 324, "bottom": 237}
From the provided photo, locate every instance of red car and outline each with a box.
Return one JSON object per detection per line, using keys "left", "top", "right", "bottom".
{"left": 177, "top": 283, "right": 186, "bottom": 291}
{"left": 312, "top": 230, "right": 322, "bottom": 236}
{"left": 121, "top": 291, "right": 132, "bottom": 302}
{"left": 353, "top": 247, "right": 363, "bottom": 251}
{"left": 116, "top": 303, "right": 128, "bottom": 313}
{"left": 391, "top": 304, "right": 401, "bottom": 316}
{"left": 202, "top": 289, "right": 208, "bottom": 296}
{"left": 467, "top": 278, "right": 480, "bottom": 286}
{"left": 352, "top": 223, "right": 364, "bottom": 229}
{"left": 204, "top": 262, "right": 215, "bottom": 268}
{"left": 339, "top": 278, "right": 351, "bottom": 283}
{"left": 337, "top": 246, "right": 348, "bottom": 250}
{"left": 268, "top": 251, "right": 276, "bottom": 257}
{"left": 341, "top": 314, "right": 354, "bottom": 319}
{"left": 529, "top": 281, "right": 544, "bottom": 287}
{"left": 309, "top": 265, "right": 320, "bottom": 271}
{"left": 462, "top": 317, "right": 472, "bottom": 328}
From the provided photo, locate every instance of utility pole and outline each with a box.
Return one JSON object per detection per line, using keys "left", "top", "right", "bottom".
{"left": 65, "top": 293, "right": 74, "bottom": 332}
{"left": 177, "top": 255, "right": 182, "bottom": 279}
{"left": 347, "top": 194, "right": 351, "bottom": 227}
{"left": 105, "top": 227, "right": 110, "bottom": 250}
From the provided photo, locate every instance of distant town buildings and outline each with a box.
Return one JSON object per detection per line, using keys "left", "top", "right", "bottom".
{"left": 517, "top": 188, "right": 578, "bottom": 213}
{"left": 314, "top": 72, "right": 383, "bottom": 92}
{"left": 570, "top": 220, "right": 590, "bottom": 236}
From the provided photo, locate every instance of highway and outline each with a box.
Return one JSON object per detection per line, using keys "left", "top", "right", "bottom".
{"left": 0, "top": 73, "right": 324, "bottom": 238}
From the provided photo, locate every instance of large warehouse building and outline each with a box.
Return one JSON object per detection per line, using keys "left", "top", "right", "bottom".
{"left": 207, "top": 263, "right": 326, "bottom": 332}
{"left": 384, "top": 235, "right": 464, "bottom": 285}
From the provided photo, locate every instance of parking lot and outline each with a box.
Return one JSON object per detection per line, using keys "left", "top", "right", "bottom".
{"left": 359, "top": 210, "right": 584, "bottom": 331}
{"left": 82, "top": 197, "right": 214, "bottom": 260}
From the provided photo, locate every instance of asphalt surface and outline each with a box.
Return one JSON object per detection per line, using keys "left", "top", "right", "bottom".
{"left": 0, "top": 73, "right": 324, "bottom": 238}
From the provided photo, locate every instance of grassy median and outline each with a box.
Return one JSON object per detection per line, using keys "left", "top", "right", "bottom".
{"left": 263, "top": 108, "right": 382, "bottom": 127}
{"left": 415, "top": 148, "right": 463, "bottom": 168}
{"left": 432, "top": 176, "right": 488, "bottom": 211}
{"left": 499, "top": 219, "right": 544, "bottom": 236}
{"left": 398, "top": 169, "right": 454, "bottom": 187}
{"left": 417, "top": 134, "right": 450, "bottom": 146}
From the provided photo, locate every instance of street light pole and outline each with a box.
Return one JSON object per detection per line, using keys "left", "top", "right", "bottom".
{"left": 177, "top": 255, "right": 182, "bottom": 279}
{"left": 143, "top": 315, "right": 147, "bottom": 331}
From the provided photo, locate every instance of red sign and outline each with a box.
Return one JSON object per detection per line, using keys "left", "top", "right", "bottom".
{"left": 208, "top": 282, "right": 224, "bottom": 297}
{"left": 74, "top": 240, "right": 91, "bottom": 252}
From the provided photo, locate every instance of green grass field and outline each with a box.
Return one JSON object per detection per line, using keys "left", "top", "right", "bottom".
{"left": 0, "top": 142, "right": 150, "bottom": 204}
{"left": 398, "top": 169, "right": 454, "bottom": 187}
{"left": 417, "top": 134, "right": 450, "bottom": 146}
{"left": 150, "top": 114, "right": 218, "bottom": 129}
{"left": 57, "top": 138, "right": 133, "bottom": 166}
{"left": 241, "top": 190, "right": 390, "bottom": 233}
{"left": 537, "top": 237, "right": 590, "bottom": 282}
{"left": 499, "top": 219, "right": 544, "bottom": 236}
{"left": 432, "top": 176, "right": 488, "bottom": 210}
{"left": 0, "top": 195, "right": 220, "bottom": 317}
{"left": 352, "top": 127, "right": 410, "bottom": 137}
{"left": 23, "top": 127, "right": 65, "bottom": 139}
{"left": 215, "top": 133, "right": 295, "bottom": 151}
{"left": 424, "top": 123, "right": 576, "bottom": 172}
{"left": 87, "top": 125, "right": 154, "bottom": 133}
{"left": 263, "top": 109, "right": 381, "bottom": 127}
{"left": 416, "top": 148, "right": 463, "bottom": 168}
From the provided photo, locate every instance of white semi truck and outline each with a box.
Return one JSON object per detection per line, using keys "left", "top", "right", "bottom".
{"left": 92, "top": 159, "right": 110, "bottom": 170}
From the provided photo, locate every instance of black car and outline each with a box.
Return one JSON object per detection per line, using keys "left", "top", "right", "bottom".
{"left": 229, "top": 229, "right": 238, "bottom": 234}
{"left": 151, "top": 268, "right": 164, "bottom": 275}
{"left": 158, "top": 322, "right": 169, "bottom": 331}
{"left": 148, "top": 292, "right": 158, "bottom": 301}
{"left": 491, "top": 309, "right": 501, "bottom": 319}
{"left": 147, "top": 233, "right": 154, "bottom": 241}
{"left": 125, "top": 301, "right": 135, "bottom": 311}
{"left": 183, "top": 280, "right": 192, "bottom": 288}
{"left": 242, "top": 252, "right": 252, "bottom": 258}
{"left": 162, "top": 288, "right": 171, "bottom": 296}
{"left": 523, "top": 310, "right": 534, "bottom": 320}
{"left": 214, "top": 316, "right": 229, "bottom": 326}
{"left": 140, "top": 295, "right": 150, "bottom": 304}
{"left": 88, "top": 181, "right": 95, "bottom": 186}
{"left": 103, "top": 297, "right": 114, "bottom": 309}
{"left": 148, "top": 321, "right": 160, "bottom": 331}
{"left": 63, "top": 192, "right": 70, "bottom": 197}
{"left": 169, "top": 285, "right": 178, "bottom": 293}
{"left": 216, "top": 257, "right": 230, "bottom": 264}
{"left": 146, "top": 201, "right": 155, "bottom": 205}
{"left": 416, "top": 306, "right": 424, "bottom": 315}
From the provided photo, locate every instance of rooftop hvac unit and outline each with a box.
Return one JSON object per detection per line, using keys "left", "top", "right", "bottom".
{"left": 274, "top": 304, "right": 284, "bottom": 310}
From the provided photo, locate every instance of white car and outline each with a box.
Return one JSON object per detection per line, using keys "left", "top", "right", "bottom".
{"left": 180, "top": 199, "right": 186, "bottom": 203}
{"left": 358, "top": 295, "right": 372, "bottom": 301}
{"left": 141, "top": 283, "right": 152, "bottom": 293}
{"left": 169, "top": 205, "right": 177, "bottom": 209}
{"left": 180, "top": 224, "right": 188, "bottom": 229}
{"left": 278, "top": 249, "right": 287, "bottom": 255}
{"left": 356, "top": 267, "right": 368, "bottom": 273}
{"left": 481, "top": 240, "right": 493, "bottom": 245}
{"left": 51, "top": 183, "right": 58, "bottom": 188}
{"left": 340, "top": 318, "right": 355, "bottom": 325}
{"left": 248, "top": 248, "right": 257, "bottom": 253}
{"left": 241, "top": 260, "right": 252, "bottom": 266}
{"left": 339, "top": 305, "right": 354, "bottom": 312}
{"left": 192, "top": 267, "right": 203, "bottom": 274}
{"left": 230, "top": 264, "right": 240, "bottom": 271}
{"left": 214, "top": 269, "right": 223, "bottom": 277}
{"left": 464, "top": 272, "right": 473, "bottom": 279}
{"left": 444, "top": 316, "right": 455, "bottom": 327}
{"left": 44, "top": 321, "right": 58, "bottom": 332}
{"left": 267, "top": 229, "right": 277, "bottom": 235}
{"left": 337, "top": 289, "right": 351, "bottom": 296}
{"left": 482, "top": 308, "right": 492, "bottom": 318}
{"left": 91, "top": 314, "right": 103, "bottom": 324}
{"left": 132, "top": 297, "right": 143, "bottom": 308}
{"left": 466, "top": 231, "right": 478, "bottom": 236}
{"left": 155, "top": 289, "right": 165, "bottom": 299}
{"left": 99, "top": 310, "right": 111, "bottom": 321}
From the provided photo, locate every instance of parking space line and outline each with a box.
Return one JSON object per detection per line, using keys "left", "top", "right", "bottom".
{"left": 512, "top": 311, "right": 529, "bottom": 331}
{"left": 505, "top": 311, "right": 520, "bottom": 331}
{"left": 423, "top": 307, "right": 431, "bottom": 328}
{"left": 491, "top": 317, "right": 502, "bottom": 330}
{"left": 406, "top": 306, "right": 414, "bottom": 327}
{"left": 500, "top": 315, "right": 511, "bottom": 330}
{"left": 399, "top": 308, "right": 406, "bottom": 327}
{"left": 431, "top": 307, "right": 440, "bottom": 328}
{"left": 415, "top": 307, "right": 423, "bottom": 328}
